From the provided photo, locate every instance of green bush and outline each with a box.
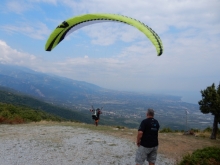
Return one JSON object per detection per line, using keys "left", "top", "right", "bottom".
{"left": 159, "top": 127, "right": 173, "bottom": 133}
{"left": 0, "top": 110, "right": 11, "bottom": 118}
{"left": 115, "top": 126, "right": 125, "bottom": 129}
{"left": 178, "top": 147, "right": 220, "bottom": 165}
{"left": 0, "top": 103, "right": 63, "bottom": 124}
{"left": 203, "top": 127, "right": 212, "bottom": 132}
{"left": 190, "top": 128, "right": 200, "bottom": 133}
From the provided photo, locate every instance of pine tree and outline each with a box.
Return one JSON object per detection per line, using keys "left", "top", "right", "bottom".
{"left": 198, "top": 83, "right": 220, "bottom": 139}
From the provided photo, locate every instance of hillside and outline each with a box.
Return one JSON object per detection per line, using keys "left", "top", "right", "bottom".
{"left": 0, "top": 86, "right": 141, "bottom": 127}
{"left": 0, "top": 86, "right": 91, "bottom": 123}
{"left": 0, "top": 102, "right": 63, "bottom": 123}
{"left": 0, "top": 64, "right": 102, "bottom": 108}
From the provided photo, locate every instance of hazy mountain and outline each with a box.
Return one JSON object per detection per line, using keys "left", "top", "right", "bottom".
{"left": 0, "top": 64, "right": 213, "bottom": 130}
{"left": 0, "top": 64, "right": 181, "bottom": 109}
{"left": 0, "top": 64, "right": 102, "bottom": 107}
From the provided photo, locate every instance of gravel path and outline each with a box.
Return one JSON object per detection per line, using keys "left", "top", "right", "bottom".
{"left": 0, "top": 125, "right": 174, "bottom": 165}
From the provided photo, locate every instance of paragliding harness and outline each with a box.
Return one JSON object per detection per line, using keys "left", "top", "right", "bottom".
{"left": 92, "top": 110, "right": 98, "bottom": 120}
{"left": 92, "top": 114, "right": 98, "bottom": 120}
{"left": 90, "top": 106, "right": 102, "bottom": 121}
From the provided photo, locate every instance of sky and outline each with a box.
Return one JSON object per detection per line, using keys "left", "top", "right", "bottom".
{"left": 0, "top": 0, "right": 220, "bottom": 103}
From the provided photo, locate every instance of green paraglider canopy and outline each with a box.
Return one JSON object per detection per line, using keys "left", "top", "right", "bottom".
{"left": 45, "top": 13, "right": 163, "bottom": 56}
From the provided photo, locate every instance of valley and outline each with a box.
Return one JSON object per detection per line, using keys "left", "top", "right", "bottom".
{"left": 0, "top": 64, "right": 214, "bottom": 130}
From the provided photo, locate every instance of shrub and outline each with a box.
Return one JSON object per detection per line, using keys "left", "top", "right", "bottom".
{"left": 0, "top": 116, "right": 5, "bottom": 123}
{"left": 0, "top": 103, "right": 63, "bottom": 124}
{"left": 178, "top": 146, "right": 220, "bottom": 165}
{"left": 159, "top": 127, "right": 173, "bottom": 133}
{"left": 0, "top": 110, "right": 11, "bottom": 119}
{"left": 203, "top": 126, "right": 212, "bottom": 132}
{"left": 190, "top": 128, "right": 200, "bottom": 133}
{"left": 115, "top": 126, "right": 125, "bottom": 129}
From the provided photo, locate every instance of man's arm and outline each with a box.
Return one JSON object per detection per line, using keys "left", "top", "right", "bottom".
{"left": 136, "top": 131, "right": 143, "bottom": 147}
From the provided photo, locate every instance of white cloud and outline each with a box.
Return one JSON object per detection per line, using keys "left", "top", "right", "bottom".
{"left": 32, "top": 0, "right": 57, "bottom": 5}
{"left": 60, "top": 0, "right": 220, "bottom": 30}
{"left": 1, "top": 22, "right": 51, "bottom": 40}
{"left": 5, "top": 1, "right": 32, "bottom": 14}
{"left": 0, "top": 40, "right": 37, "bottom": 65}
{"left": 1, "top": 0, "right": 58, "bottom": 14}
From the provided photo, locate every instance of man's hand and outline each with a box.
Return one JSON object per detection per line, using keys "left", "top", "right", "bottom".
{"left": 136, "top": 131, "right": 143, "bottom": 147}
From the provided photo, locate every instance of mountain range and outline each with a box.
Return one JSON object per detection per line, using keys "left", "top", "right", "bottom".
{"left": 0, "top": 64, "right": 212, "bottom": 129}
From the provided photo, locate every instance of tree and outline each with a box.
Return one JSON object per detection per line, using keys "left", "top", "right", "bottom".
{"left": 198, "top": 83, "right": 220, "bottom": 139}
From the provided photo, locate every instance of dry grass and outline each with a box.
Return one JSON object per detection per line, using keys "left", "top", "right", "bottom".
{"left": 28, "top": 121, "right": 220, "bottom": 162}
{"left": 158, "top": 132, "right": 220, "bottom": 162}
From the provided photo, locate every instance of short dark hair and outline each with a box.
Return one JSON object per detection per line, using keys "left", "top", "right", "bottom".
{"left": 147, "top": 108, "right": 154, "bottom": 117}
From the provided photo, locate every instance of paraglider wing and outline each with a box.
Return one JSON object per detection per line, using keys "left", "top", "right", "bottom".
{"left": 45, "top": 13, "right": 163, "bottom": 56}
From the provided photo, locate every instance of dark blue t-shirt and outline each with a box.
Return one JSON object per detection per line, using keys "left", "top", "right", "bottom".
{"left": 138, "top": 118, "right": 160, "bottom": 148}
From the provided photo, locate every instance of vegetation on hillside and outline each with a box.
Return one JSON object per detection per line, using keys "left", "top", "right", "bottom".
{"left": 178, "top": 146, "right": 220, "bottom": 165}
{"left": 0, "top": 103, "right": 63, "bottom": 124}
{"left": 0, "top": 87, "right": 91, "bottom": 123}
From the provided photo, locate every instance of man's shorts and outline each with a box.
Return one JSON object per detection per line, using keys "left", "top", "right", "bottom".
{"left": 135, "top": 145, "right": 158, "bottom": 165}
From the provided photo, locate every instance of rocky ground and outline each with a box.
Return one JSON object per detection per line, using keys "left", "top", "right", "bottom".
{"left": 0, "top": 124, "right": 174, "bottom": 165}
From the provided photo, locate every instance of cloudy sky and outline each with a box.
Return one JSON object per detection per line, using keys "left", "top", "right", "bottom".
{"left": 0, "top": 0, "right": 219, "bottom": 103}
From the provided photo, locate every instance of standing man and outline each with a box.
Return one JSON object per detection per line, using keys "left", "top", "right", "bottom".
{"left": 135, "top": 108, "right": 160, "bottom": 165}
